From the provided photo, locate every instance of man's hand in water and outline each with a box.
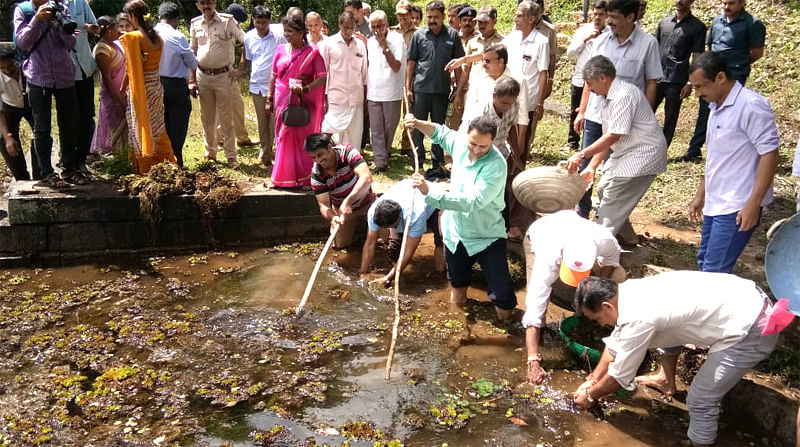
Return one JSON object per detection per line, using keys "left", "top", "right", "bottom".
{"left": 527, "top": 359, "right": 548, "bottom": 384}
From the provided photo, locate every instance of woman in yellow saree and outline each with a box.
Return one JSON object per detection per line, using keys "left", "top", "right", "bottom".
{"left": 120, "top": 0, "right": 177, "bottom": 174}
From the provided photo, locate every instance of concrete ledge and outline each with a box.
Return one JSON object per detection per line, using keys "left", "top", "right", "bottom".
{"left": 7, "top": 181, "right": 320, "bottom": 224}
{"left": 0, "top": 180, "right": 330, "bottom": 265}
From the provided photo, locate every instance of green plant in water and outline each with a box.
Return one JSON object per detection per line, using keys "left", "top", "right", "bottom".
{"left": 470, "top": 378, "right": 503, "bottom": 398}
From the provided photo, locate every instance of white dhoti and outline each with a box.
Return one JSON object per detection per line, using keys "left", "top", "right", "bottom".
{"left": 322, "top": 103, "right": 364, "bottom": 149}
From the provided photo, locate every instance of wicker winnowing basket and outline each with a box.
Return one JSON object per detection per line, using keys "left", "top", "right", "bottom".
{"left": 511, "top": 164, "right": 587, "bottom": 214}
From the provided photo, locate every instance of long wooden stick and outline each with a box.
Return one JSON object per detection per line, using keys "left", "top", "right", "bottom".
{"left": 296, "top": 225, "right": 340, "bottom": 315}
{"left": 385, "top": 110, "right": 422, "bottom": 380}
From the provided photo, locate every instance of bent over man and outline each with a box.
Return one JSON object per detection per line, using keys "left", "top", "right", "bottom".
{"left": 572, "top": 272, "right": 777, "bottom": 446}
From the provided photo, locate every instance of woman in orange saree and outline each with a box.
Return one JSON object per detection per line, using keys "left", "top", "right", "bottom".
{"left": 120, "top": 0, "right": 177, "bottom": 174}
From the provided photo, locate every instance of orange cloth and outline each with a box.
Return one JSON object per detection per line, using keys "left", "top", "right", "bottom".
{"left": 120, "top": 30, "right": 177, "bottom": 174}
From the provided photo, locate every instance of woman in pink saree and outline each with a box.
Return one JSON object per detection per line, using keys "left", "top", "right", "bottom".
{"left": 91, "top": 15, "right": 128, "bottom": 155}
{"left": 266, "top": 15, "right": 326, "bottom": 188}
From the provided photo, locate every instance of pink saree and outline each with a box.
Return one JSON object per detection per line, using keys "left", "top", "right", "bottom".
{"left": 270, "top": 44, "right": 326, "bottom": 188}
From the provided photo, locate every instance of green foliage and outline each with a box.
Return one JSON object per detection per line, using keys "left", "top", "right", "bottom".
{"left": 760, "top": 346, "right": 800, "bottom": 385}
{"left": 470, "top": 377, "right": 502, "bottom": 397}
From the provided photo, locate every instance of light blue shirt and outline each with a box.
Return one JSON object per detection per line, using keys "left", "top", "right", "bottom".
{"left": 367, "top": 180, "right": 437, "bottom": 238}
{"left": 244, "top": 28, "right": 278, "bottom": 96}
{"left": 65, "top": 0, "right": 97, "bottom": 79}
{"left": 155, "top": 22, "right": 198, "bottom": 79}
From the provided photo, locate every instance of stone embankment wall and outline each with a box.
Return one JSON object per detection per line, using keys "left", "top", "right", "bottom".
{"left": 0, "top": 181, "right": 329, "bottom": 266}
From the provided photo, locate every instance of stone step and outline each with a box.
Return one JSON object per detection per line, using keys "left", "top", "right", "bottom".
{"left": 6, "top": 180, "right": 320, "bottom": 225}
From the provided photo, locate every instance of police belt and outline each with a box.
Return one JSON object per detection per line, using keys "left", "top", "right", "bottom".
{"left": 198, "top": 65, "right": 230, "bottom": 75}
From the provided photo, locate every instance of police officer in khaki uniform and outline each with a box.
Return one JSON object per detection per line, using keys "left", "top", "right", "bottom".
{"left": 189, "top": 0, "right": 246, "bottom": 167}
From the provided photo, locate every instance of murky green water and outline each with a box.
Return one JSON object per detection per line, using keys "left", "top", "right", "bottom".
{"left": 0, "top": 246, "right": 782, "bottom": 446}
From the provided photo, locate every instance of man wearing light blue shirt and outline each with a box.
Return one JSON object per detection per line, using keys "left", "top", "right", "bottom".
{"left": 242, "top": 5, "right": 279, "bottom": 166}
{"left": 156, "top": 2, "right": 198, "bottom": 166}
{"left": 66, "top": 0, "right": 97, "bottom": 172}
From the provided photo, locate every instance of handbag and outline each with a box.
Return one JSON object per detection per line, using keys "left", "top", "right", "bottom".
{"left": 281, "top": 94, "right": 311, "bottom": 127}
{"left": 280, "top": 46, "right": 316, "bottom": 127}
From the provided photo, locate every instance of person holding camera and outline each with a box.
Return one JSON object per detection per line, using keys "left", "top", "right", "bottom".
{"left": 65, "top": 0, "right": 98, "bottom": 175}
{"left": 13, "top": 0, "right": 85, "bottom": 186}
{"left": 0, "top": 46, "right": 34, "bottom": 181}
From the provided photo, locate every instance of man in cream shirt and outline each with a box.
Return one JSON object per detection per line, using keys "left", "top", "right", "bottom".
{"left": 571, "top": 271, "right": 777, "bottom": 446}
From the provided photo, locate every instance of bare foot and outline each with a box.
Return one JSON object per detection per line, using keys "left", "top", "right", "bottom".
{"left": 635, "top": 371, "right": 677, "bottom": 397}
{"left": 495, "top": 306, "right": 513, "bottom": 323}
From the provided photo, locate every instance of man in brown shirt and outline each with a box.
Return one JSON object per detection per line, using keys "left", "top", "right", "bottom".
{"left": 534, "top": 0, "right": 558, "bottom": 101}
{"left": 391, "top": 0, "right": 417, "bottom": 154}
{"left": 458, "top": 6, "right": 505, "bottom": 103}
{"left": 189, "top": 0, "right": 245, "bottom": 167}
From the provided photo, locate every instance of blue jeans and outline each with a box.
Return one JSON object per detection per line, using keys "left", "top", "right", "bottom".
{"left": 697, "top": 210, "right": 760, "bottom": 273}
{"left": 577, "top": 119, "right": 603, "bottom": 215}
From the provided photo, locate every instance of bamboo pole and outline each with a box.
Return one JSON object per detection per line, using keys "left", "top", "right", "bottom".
{"left": 385, "top": 105, "right": 422, "bottom": 380}
{"left": 296, "top": 224, "right": 340, "bottom": 316}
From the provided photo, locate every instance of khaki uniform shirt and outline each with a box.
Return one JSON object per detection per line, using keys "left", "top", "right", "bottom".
{"left": 390, "top": 24, "right": 417, "bottom": 49}
{"left": 190, "top": 12, "right": 246, "bottom": 69}
{"left": 465, "top": 31, "right": 505, "bottom": 74}
{"left": 537, "top": 20, "right": 558, "bottom": 70}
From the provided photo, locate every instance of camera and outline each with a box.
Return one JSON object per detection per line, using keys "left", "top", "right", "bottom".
{"left": 47, "top": 0, "right": 78, "bottom": 34}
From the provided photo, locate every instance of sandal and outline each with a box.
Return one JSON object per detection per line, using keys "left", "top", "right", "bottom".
{"left": 62, "top": 171, "right": 91, "bottom": 186}
{"left": 36, "top": 173, "right": 71, "bottom": 189}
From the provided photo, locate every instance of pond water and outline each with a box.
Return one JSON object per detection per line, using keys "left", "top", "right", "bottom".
{"left": 0, "top": 242, "right": 780, "bottom": 446}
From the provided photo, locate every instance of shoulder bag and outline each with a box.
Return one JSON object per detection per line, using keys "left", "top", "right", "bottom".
{"left": 281, "top": 46, "right": 316, "bottom": 127}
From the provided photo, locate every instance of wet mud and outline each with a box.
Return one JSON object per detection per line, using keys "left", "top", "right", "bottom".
{"left": 0, "top": 238, "right": 785, "bottom": 446}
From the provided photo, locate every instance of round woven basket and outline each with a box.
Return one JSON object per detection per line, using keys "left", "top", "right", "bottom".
{"left": 511, "top": 164, "right": 586, "bottom": 214}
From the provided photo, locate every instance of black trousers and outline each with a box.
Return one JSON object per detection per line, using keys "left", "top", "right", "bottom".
{"left": 568, "top": 84, "right": 583, "bottom": 149}
{"left": 654, "top": 82, "right": 684, "bottom": 147}
{"left": 412, "top": 92, "right": 448, "bottom": 169}
{"left": 75, "top": 76, "right": 95, "bottom": 167}
{"left": 27, "top": 82, "right": 79, "bottom": 179}
{"left": 0, "top": 103, "right": 34, "bottom": 180}
{"left": 161, "top": 77, "right": 192, "bottom": 167}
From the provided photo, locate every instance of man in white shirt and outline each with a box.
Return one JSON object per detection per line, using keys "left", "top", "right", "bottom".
{"left": 566, "top": 55, "right": 667, "bottom": 245}
{"left": 565, "top": 0, "right": 607, "bottom": 150}
{"left": 504, "top": 1, "right": 549, "bottom": 153}
{"left": 156, "top": 1, "right": 199, "bottom": 166}
{"left": 242, "top": 6, "right": 279, "bottom": 166}
{"left": 687, "top": 51, "right": 778, "bottom": 273}
{"left": 571, "top": 272, "right": 777, "bottom": 446}
{"left": 573, "top": 0, "right": 662, "bottom": 220}
{"left": 522, "top": 210, "right": 623, "bottom": 384}
{"left": 0, "top": 46, "right": 33, "bottom": 180}
{"left": 305, "top": 11, "right": 326, "bottom": 48}
{"left": 460, "top": 44, "right": 528, "bottom": 160}
{"left": 320, "top": 11, "right": 368, "bottom": 148}
{"left": 366, "top": 10, "right": 405, "bottom": 173}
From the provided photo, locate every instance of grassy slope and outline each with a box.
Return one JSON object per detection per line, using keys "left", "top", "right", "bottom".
{"left": 532, "top": 0, "right": 799, "bottom": 224}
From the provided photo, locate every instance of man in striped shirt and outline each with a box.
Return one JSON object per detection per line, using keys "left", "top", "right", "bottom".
{"left": 306, "top": 133, "right": 375, "bottom": 249}
{"left": 566, "top": 55, "right": 667, "bottom": 246}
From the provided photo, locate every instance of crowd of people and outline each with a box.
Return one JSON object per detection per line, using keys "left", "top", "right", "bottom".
{"left": 1, "top": 0, "right": 799, "bottom": 444}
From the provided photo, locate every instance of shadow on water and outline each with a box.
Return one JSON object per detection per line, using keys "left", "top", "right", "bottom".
{"left": 0, "top": 246, "right": 787, "bottom": 446}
